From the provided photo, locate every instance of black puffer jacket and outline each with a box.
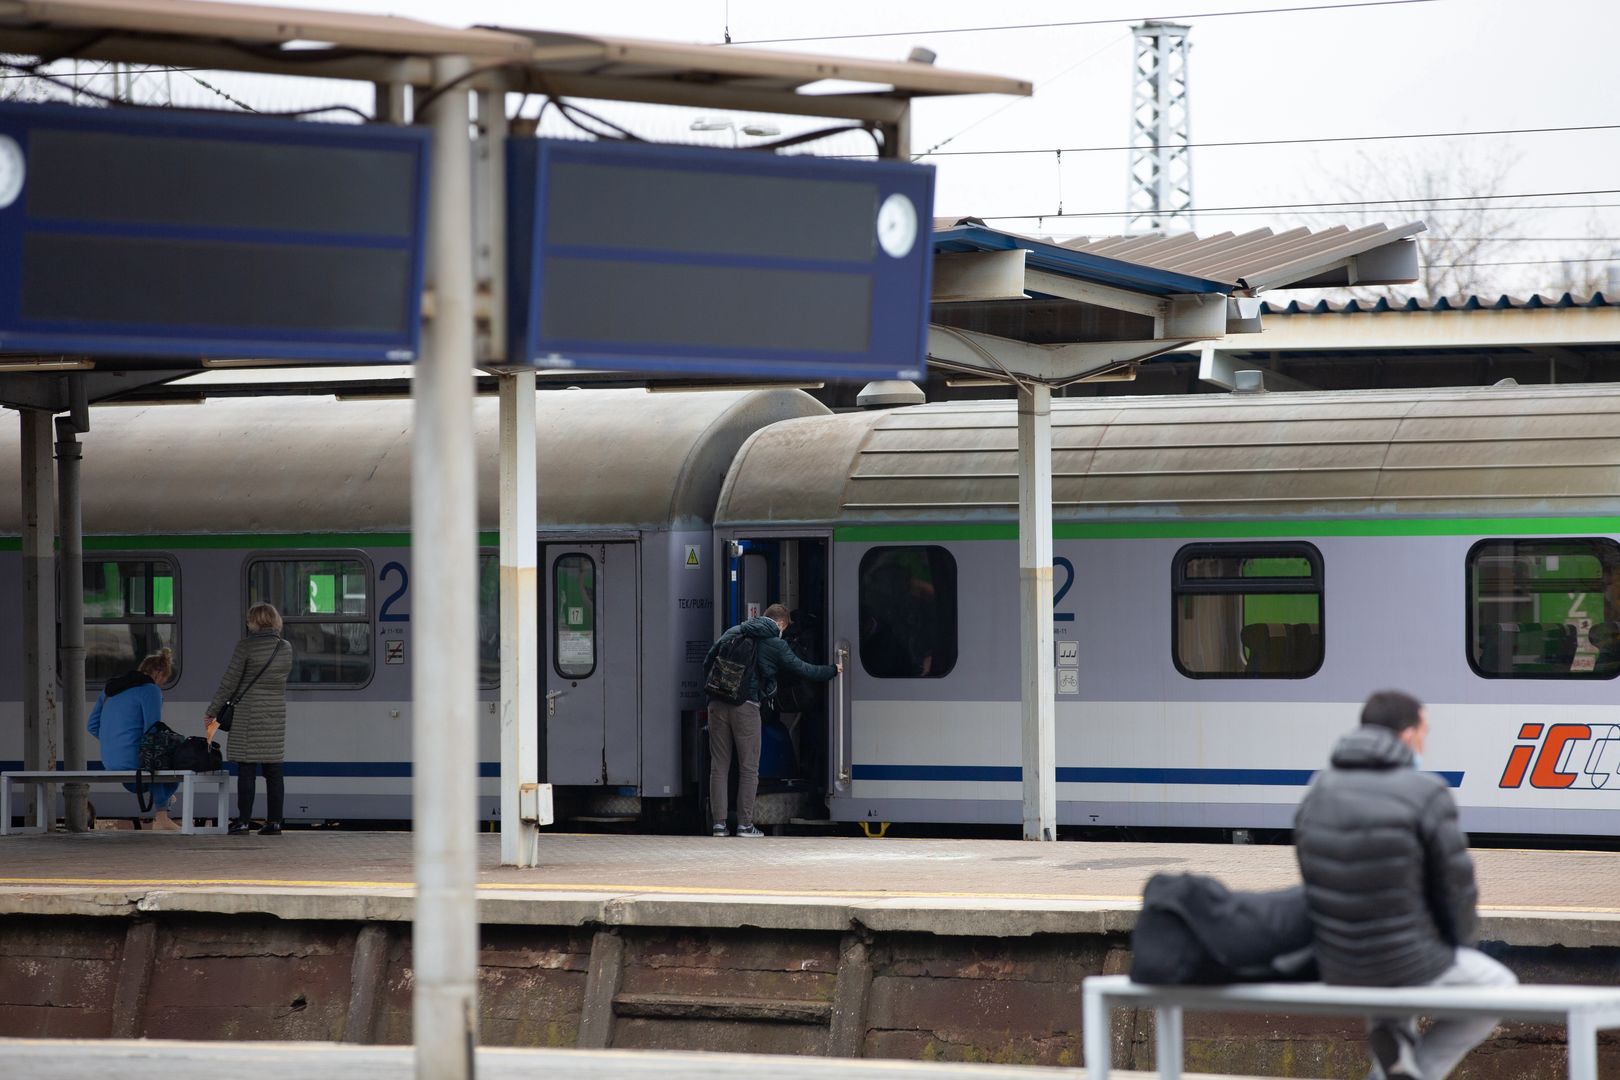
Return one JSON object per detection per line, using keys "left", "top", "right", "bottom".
{"left": 1294, "top": 724, "right": 1478, "bottom": 986}
{"left": 703, "top": 616, "right": 837, "bottom": 705}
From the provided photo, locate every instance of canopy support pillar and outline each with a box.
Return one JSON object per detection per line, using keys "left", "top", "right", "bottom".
{"left": 56, "top": 392, "right": 90, "bottom": 832}
{"left": 412, "top": 55, "right": 480, "bottom": 1080}
{"left": 20, "top": 409, "right": 58, "bottom": 829}
{"left": 499, "top": 370, "right": 546, "bottom": 866}
{"left": 1017, "top": 382, "right": 1057, "bottom": 841}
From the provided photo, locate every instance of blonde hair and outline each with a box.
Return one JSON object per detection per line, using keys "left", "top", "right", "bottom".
{"left": 137, "top": 646, "right": 174, "bottom": 683}
{"left": 246, "top": 603, "right": 283, "bottom": 633}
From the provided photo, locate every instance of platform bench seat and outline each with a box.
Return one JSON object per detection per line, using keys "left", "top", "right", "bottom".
{"left": 1, "top": 769, "right": 230, "bottom": 836}
{"left": 1083, "top": 973, "right": 1620, "bottom": 1080}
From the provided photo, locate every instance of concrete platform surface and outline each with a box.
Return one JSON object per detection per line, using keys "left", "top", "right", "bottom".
{"left": 0, "top": 832, "right": 1616, "bottom": 944}
{"left": 0, "top": 1039, "right": 1264, "bottom": 1079}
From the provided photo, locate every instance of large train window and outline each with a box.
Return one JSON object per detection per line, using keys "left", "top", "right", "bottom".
{"left": 858, "top": 546, "right": 957, "bottom": 678}
{"left": 1173, "top": 543, "right": 1323, "bottom": 679}
{"left": 83, "top": 556, "right": 179, "bottom": 688}
{"left": 553, "top": 553, "right": 597, "bottom": 679}
{"left": 246, "top": 555, "right": 372, "bottom": 687}
{"left": 478, "top": 553, "right": 500, "bottom": 689}
{"left": 1467, "top": 538, "right": 1620, "bottom": 679}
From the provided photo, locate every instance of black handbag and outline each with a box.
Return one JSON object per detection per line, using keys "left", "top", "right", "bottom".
{"left": 135, "top": 721, "right": 187, "bottom": 812}
{"left": 216, "top": 639, "right": 286, "bottom": 732}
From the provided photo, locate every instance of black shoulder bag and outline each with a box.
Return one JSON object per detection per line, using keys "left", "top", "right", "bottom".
{"left": 215, "top": 639, "right": 286, "bottom": 732}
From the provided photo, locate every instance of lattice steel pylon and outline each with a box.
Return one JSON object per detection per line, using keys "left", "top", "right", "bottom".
{"left": 66, "top": 60, "right": 174, "bottom": 106}
{"left": 1125, "top": 21, "right": 1193, "bottom": 234}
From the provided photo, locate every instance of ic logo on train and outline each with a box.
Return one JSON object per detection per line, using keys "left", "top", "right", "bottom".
{"left": 1499, "top": 724, "right": 1620, "bottom": 789}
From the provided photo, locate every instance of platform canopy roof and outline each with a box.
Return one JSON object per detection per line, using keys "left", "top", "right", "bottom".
{"left": 0, "top": 0, "right": 1030, "bottom": 120}
{"left": 926, "top": 219, "right": 1424, "bottom": 386}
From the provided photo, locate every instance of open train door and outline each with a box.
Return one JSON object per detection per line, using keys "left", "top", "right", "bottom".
{"left": 543, "top": 542, "right": 639, "bottom": 786}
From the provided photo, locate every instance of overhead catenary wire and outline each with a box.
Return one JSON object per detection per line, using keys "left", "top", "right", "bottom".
{"left": 975, "top": 188, "right": 1620, "bottom": 221}
{"left": 727, "top": 0, "right": 1440, "bottom": 45}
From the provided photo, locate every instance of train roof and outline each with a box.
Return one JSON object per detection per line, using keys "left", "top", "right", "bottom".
{"left": 715, "top": 382, "right": 1620, "bottom": 528}
{"left": 0, "top": 388, "right": 827, "bottom": 537}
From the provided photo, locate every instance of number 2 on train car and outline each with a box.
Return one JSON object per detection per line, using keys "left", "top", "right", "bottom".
{"left": 1053, "top": 557, "right": 1075, "bottom": 623}
{"left": 379, "top": 561, "right": 410, "bottom": 622}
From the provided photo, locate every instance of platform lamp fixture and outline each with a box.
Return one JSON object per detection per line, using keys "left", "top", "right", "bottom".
{"left": 689, "top": 117, "right": 781, "bottom": 147}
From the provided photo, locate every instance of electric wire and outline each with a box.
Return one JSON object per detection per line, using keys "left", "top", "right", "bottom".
{"left": 728, "top": 0, "right": 1441, "bottom": 45}
{"left": 975, "top": 188, "right": 1620, "bottom": 221}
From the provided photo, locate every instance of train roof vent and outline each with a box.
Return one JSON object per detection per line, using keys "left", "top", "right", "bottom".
{"left": 857, "top": 380, "right": 926, "bottom": 408}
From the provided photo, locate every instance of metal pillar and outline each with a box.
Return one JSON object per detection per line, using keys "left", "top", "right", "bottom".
{"left": 412, "top": 55, "right": 480, "bottom": 1080}
{"left": 56, "top": 398, "right": 89, "bottom": 832}
{"left": 1017, "top": 382, "right": 1057, "bottom": 840}
{"left": 20, "top": 409, "right": 58, "bottom": 829}
{"left": 498, "top": 372, "right": 542, "bottom": 867}
{"left": 1126, "top": 21, "right": 1193, "bottom": 234}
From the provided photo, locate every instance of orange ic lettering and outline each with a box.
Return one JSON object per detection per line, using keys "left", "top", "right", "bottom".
{"left": 1499, "top": 724, "right": 1544, "bottom": 789}
{"left": 1529, "top": 724, "right": 1592, "bottom": 789}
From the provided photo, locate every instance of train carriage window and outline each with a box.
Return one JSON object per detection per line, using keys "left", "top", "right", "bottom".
{"left": 83, "top": 557, "right": 179, "bottom": 687}
{"left": 553, "top": 554, "right": 597, "bottom": 679}
{"left": 859, "top": 546, "right": 957, "bottom": 678}
{"left": 1173, "top": 543, "right": 1323, "bottom": 679}
{"left": 247, "top": 556, "right": 372, "bottom": 686}
{"left": 478, "top": 553, "right": 500, "bottom": 689}
{"left": 1467, "top": 538, "right": 1620, "bottom": 679}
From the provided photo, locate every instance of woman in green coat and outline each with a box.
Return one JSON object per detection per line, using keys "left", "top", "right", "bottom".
{"left": 205, "top": 603, "right": 293, "bottom": 835}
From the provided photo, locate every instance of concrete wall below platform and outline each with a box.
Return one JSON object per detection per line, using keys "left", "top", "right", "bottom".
{"left": 1, "top": 901, "right": 1617, "bottom": 1078}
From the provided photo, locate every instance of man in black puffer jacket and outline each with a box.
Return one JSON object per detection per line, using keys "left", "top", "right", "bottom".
{"left": 1295, "top": 690, "right": 1516, "bottom": 1080}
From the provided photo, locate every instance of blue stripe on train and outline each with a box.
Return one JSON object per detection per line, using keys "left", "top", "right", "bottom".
{"left": 851, "top": 764, "right": 1465, "bottom": 788}
{"left": 0, "top": 760, "right": 502, "bottom": 778}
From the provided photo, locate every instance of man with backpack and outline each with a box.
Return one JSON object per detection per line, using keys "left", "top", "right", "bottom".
{"left": 703, "top": 603, "right": 840, "bottom": 837}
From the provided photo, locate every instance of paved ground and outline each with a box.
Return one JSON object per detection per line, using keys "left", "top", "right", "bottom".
{"left": 0, "top": 1039, "right": 1256, "bottom": 1079}
{"left": 0, "top": 830, "right": 1615, "bottom": 913}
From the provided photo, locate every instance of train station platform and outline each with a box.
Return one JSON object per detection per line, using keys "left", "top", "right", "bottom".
{"left": 1, "top": 1038, "right": 1260, "bottom": 1079}
{"left": 2, "top": 833, "right": 1617, "bottom": 1075}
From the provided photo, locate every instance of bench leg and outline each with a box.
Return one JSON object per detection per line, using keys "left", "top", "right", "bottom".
{"left": 1568, "top": 1015, "right": 1597, "bottom": 1080}
{"left": 180, "top": 775, "right": 196, "bottom": 835}
{"left": 32, "top": 784, "right": 49, "bottom": 833}
{"left": 1155, "top": 1005, "right": 1185, "bottom": 1080}
{"left": 0, "top": 775, "right": 10, "bottom": 837}
{"left": 1083, "top": 986, "right": 1111, "bottom": 1080}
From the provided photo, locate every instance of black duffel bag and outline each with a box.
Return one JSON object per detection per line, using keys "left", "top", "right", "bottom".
{"left": 1130, "top": 872, "right": 1318, "bottom": 985}
{"left": 134, "top": 725, "right": 222, "bottom": 810}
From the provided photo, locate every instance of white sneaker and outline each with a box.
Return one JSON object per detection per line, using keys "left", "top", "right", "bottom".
{"left": 735, "top": 824, "right": 765, "bottom": 838}
{"left": 711, "top": 822, "right": 729, "bottom": 837}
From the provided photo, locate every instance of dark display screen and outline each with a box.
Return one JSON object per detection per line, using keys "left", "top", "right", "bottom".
{"left": 26, "top": 129, "right": 417, "bottom": 237}
{"left": 540, "top": 257, "right": 871, "bottom": 352}
{"left": 545, "top": 161, "right": 877, "bottom": 263}
{"left": 22, "top": 234, "right": 412, "bottom": 334}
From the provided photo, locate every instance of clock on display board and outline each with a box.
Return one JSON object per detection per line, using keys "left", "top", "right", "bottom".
{"left": 876, "top": 191, "right": 918, "bottom": 259}
{"left": 0, "top": 135, "right": 24, "bottom": 210}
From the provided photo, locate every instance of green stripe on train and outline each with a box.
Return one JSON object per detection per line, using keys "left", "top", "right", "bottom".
{"left": 834, "top": 516, "right": 1620, "bottom": 543}
{"left": 0, "top": 531, "right": 502, "bottom": 552}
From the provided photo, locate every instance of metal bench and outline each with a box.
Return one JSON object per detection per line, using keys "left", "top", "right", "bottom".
{"left": 1, "top": 769, "right": 231, "bottom": 836}
{"left": 1083, "top": 973, "right": 1620, "bottom": 1080}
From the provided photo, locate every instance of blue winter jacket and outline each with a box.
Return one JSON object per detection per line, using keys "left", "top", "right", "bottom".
{"left": 88, "top": 671, "right": 176, "bottom": 805}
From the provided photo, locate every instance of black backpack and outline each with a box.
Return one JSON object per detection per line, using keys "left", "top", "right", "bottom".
{"left": 704, "top": 632, "right": 760, "bottom": 705}
{"left": 1129, "top": 872, "right": 1317, "bottom": 985}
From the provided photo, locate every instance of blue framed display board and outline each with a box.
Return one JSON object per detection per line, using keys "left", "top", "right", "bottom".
{"left": 0, "top": 102, "right": 430, "bottom": 362}
{"left": 507, "top": 138, "right": 935, "bottom": 380}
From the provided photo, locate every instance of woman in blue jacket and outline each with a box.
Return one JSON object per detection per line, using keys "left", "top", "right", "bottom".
{"left": 87, "top": 647, "right": 179, "bottom": 830}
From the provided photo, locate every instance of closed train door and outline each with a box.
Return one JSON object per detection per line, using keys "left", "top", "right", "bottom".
{"left": 544, "top": 543, "right": 639, "bottom": 786}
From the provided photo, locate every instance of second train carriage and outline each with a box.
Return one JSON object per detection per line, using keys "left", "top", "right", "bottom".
{"left": 0, "top": 387, "right": 829, "bottom": 823}
{"left": 715, "top": 382, "right": 1620, "bottom": 837}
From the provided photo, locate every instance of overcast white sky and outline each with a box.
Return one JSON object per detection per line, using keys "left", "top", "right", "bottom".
{"left": 43, "top": 0, "right": 1620, "bottom": 296}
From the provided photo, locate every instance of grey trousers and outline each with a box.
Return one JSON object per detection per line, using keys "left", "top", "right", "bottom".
{"left": 1366, "top": 946, "right": 1518, "bottom": 1080}
{"left": 708, "top": 698, "right": 762, "bottom": 827}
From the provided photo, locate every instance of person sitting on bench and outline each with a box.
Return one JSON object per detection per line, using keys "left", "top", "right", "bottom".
{"left": 87, "top": 647, "right": 180, "bottom": 831}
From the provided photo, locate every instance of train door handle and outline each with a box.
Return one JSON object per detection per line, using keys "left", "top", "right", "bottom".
{"left": 546, "top": 690, "right": 564, "bottom": 717}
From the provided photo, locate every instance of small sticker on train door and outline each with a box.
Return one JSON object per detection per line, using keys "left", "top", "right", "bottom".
{"left": 684, "top": 544, "right": 701, "bottom": 570}
{"left": 385, "top": 639, "right": 405, "bottom": 665}
{"left": 1056, "top": 640, "right": 1079, "bottom": 667}
{"left": 747, "top": 603, "right": 761, "bottom": 618}
{"left": 1057, "top": 668, "right": 1080, "bottom": 695}
{"left": 568, "top": 606, "right": 584, "bottom": 626}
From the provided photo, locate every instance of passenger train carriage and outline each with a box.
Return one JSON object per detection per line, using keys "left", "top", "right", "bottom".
{"left": 4, "top": 381, "right": 1620, "bottom": 836}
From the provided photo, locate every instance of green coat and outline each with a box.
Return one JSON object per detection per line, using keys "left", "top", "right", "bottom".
{"left": 208, "top": 631, "right": 293, "bottom": 764}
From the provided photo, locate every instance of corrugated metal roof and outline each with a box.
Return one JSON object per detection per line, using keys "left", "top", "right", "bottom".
{"left": 933, "top": 224, "right": 1233, "bottom": 298}
{"left": 934, "top": 220, "right": 1424, "bottom": 294}
{"left": 1261, "top": 292, "right": 1619, "bottom": 314}
{"left": 1058, "top": 223, "right": 1426, "bottom": 292}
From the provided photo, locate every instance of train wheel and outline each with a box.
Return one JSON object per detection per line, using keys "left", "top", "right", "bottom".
{"left": 859, "top": 821, "right": 891, "bottom": 839}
